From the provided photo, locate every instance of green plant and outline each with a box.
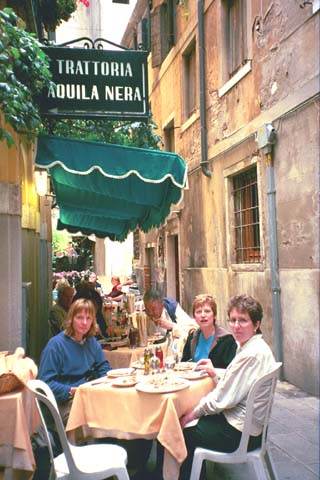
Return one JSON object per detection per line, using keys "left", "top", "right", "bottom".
{"left": 40, "top": 0, "right": 77, "bottom": 32}
{"left": 0, "top": 8, "right": 52, "bottom": 146}
{"left": 42, "top": 117, "right": 162, "bottom": 150}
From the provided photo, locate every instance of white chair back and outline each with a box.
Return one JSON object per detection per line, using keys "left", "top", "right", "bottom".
{"left": 235, "top": 362, "right": 282, "bottom": 457}
{"left": 189, "top": 362, "right": 282, "bottom": 480}
{"left": 28, "top": 379, "right": 77, "bottom": 475}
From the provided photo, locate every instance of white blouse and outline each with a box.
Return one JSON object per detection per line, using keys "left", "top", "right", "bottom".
{"left": 193, "top": 334, "right": 276, "bottom": 436}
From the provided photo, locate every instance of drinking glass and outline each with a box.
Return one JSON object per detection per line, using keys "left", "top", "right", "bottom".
{"left": 129, "top": 328, "right": 139, "bottom": 349}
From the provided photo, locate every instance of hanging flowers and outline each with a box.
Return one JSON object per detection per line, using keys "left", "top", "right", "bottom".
{"left": 78, "top": 0, "right": 90, "bottom": 6}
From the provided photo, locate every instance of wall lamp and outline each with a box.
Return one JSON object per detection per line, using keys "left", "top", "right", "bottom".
{"left": 34, "top": 170, "right": 56, "bottom": 206}
{"left": 34, "top": 170, "right": 49, "bottom": 197}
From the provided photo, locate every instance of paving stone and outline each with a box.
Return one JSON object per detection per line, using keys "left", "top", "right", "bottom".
{"left": 270, "top": 432, "right": 319, "bottom": 464}
{"left": 274, "top": 460, "right": 319, "bottom": 480}
{"left": 308, "top": 463, "right": 320, "bottom": 476}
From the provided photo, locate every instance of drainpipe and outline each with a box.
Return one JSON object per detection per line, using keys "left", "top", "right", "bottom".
{"left": 197, "top": 0, "right": 211, "bottom": 177}
{"left": 256, "top": 125, "right": 284, "bottom": 377}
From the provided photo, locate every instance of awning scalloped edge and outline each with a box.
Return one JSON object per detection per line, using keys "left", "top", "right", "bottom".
{"left": 35, "top": 159, "right": 188, "bottom": 189}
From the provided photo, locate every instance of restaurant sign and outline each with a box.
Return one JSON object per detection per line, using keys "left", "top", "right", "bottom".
{"left": 40, "top": 47, "right": 149, "bottom": 121}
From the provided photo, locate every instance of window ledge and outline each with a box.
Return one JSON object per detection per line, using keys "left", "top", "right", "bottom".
{"left": 218, "top": 61, "right": 252, "bottom": 98}
{"left": 229, "top": 261, "right": 265, "bottom": 273}
{"left": 181, "top": 111, "right": 200, "bottom": 133}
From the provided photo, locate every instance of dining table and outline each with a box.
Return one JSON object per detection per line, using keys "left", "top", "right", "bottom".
{"left": 66, "top": 370, "right": 217, "bottom": 480}
{"left": 103, "top": 338, "right": 168, "bottom": 369}
{"left": 0, "top": 387, "right": 39, "bottom": 480}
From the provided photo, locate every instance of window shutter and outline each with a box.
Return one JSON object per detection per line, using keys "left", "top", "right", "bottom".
{"left": 151, "top": 6, "right": 162, "bottom": 67}
{"left": 141, "top": 17, "right": 150, "bottom": 51}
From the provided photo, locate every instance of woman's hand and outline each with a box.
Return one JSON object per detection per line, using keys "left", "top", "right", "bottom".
{"left": 180, "top": 409, "right": 197, "bottom": 429}
{"left": 195, "top": 359, "right": 216, "bottom": 379}
{"left": 69, "top": 387, "right": 77, "bottom": 397}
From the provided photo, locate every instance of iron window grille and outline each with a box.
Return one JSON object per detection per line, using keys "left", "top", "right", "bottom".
{"left": 232, "top": 167, "right": 261, "bottom": 263}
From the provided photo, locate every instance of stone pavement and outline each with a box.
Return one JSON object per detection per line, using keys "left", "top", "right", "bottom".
{"left": 207, "top": 381, "right": 319, "bottom": 480}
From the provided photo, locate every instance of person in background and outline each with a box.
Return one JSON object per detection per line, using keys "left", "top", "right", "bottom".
{"left": 106, "top": 275, "right": 123, "bottom": 302}
{"left": 48, "top": 285, "right": 75, "bottom": 337}
{"left": 178, "top": 294, "right": 276, "bottom": 479}
{"left": 143, "top": 288, "right": 197, "bottom": 355}
{"left": 182, "top": 294, "right": 236, "bottom": 368}
{"left": 88, "top": 271, "right": 104, "bottom": 296}
{"left": 39, "top": 298, "right": 110, "bottom": 424}
{"left": 73, "top": 282, "right": 107, "bottom": 337}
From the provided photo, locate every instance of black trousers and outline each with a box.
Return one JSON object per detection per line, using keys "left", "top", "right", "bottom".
{"left": 179, "top": 413, "right": 262, "bottom": 480}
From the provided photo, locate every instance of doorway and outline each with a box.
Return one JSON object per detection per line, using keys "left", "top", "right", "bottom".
{"left": 166, "top": 235, "right": 180, "bottom": 302}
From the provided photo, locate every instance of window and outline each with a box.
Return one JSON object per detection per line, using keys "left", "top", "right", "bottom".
{"left": 232, "top": 167, "right": 261, "bottom": 263}
{"left": 183, "top": 41, "right": 197, "bottom": 119}
{"left": 151, "top": 0, "right": 176, "bottom": 67}
{"left": 164, "top": 120, "right": 175, "bottom": 152}
{"left": 226, "top": 0, "right": 248, "bottom": 77}
{"left": 137, "top": 17, "right": 150, "bottom": 51}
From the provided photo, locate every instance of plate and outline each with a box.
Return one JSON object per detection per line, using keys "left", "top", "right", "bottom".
{"left": 135, "top": 375, "right": 190, "bottom": 394}
{"left": 177, "top": 370, "right": 208, "bottom": 380}
{"left": 131, "top": 360, "right": 145, "bottom": 370}
{"left": 174, "top": 362, "right": 196, "bottom": 371}
{"left": 86, "top": 376, "right": 111, "bottom": 386}
{"left": 112, "top": 376, "right": 138, "bottom": 387}
{"left": 107, "top": 368, "right": 135, "bottom": 378}
{"left": 148, "top": 335, "right": 166, "bottom": 344}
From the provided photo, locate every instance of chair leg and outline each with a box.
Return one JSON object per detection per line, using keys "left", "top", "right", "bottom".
{"left": 190, "top": 454, "right": 204, "bottom": 480}
{"left": 250, "top": 456, "right": 270, "bottom": 480}
{"left": 115, "top": 467, "right": 130, "bottom": 480}
{"left": 264, "top": 449, "right": 279, "bottom": 480}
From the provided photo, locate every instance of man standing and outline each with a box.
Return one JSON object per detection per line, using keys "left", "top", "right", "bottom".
{"left": 48, "top": 285, "right": 74, "bottom": 336}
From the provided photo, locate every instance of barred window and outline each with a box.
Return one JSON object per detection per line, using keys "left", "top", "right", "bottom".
{"left": 232, "top": 167, "right": 261, "bottom": 263}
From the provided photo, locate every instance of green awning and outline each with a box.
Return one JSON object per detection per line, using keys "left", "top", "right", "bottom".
{"left": 35, "top": 134, "right": 187, "bottom": 240}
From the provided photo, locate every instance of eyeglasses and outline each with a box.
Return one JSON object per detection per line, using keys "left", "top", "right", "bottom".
{"left": 228, "top": 318, "right": 250, "bottom": 327}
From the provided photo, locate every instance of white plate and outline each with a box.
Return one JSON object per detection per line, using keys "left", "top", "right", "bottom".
{"left": 177, "top": 370, "right": 208, "bottom": 380}
{"left": 136, "top": 377, "right": 190, "bottom": 394}
{"left": 174, "top": 362, "right": 196, "bottom": 371}
{"left": 131, "top": 360, "right": 145, "bottom": 370}
{"left": 107, "top": 368, "right": 135, "bottom": 378}
{"left": 112, "top": 376, "right": 138, "bottom": 387}
{"left": 86, "top": 376, "right": 111, "bottom": 386}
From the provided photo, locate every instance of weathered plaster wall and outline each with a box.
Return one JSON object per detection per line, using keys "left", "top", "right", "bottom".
{"left": 124, "top": 0, "right": 319, "bottom": 394}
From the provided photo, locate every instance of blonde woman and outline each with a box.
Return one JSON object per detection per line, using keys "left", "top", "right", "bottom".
{"left": 39, "top": 298, "right": 110, "bottom": 422}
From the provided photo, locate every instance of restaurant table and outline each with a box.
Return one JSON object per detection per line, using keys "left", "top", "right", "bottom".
{"left": 103, "top": 340, "right": 168, "bottom": 369}
{"left": 66, "top": 374, "right": 216, "bottom": 480}
{"left": 0, "top": 388, "right": 39, "bottom": 480}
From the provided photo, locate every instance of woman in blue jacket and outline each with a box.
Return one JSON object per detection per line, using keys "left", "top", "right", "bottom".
{"left": 39, "top": 298, "right": 110, "bottom": 423}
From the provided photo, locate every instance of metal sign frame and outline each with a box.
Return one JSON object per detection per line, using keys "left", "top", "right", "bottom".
{"left": 40, "top": 38, "right": 149, "bottom": 121}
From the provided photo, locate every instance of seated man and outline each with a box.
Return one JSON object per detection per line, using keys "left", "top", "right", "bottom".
{"left": 48, "top": 285, "right": 74, "bottom": 336}
{"left": 143, "top": 288, "right": 197, "bottom": 355}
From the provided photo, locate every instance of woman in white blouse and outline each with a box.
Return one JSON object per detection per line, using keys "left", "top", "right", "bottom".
{"left": 179, "top": 294, "right": 276, "bottom": 480}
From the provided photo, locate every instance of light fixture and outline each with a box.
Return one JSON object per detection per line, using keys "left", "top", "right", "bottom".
{"left": 34, "top": 170, "right": 48, "bottom": 197}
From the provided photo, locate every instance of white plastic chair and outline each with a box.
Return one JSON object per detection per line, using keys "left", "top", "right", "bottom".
{"left": 190, "top": 362, "right": 282, "bottom": 480}
{"left": 28, "top": 379, "right": 130, "bottom": 480}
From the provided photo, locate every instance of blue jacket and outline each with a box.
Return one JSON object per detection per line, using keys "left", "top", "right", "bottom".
{"left": 163, "top": 297, "right": 178, "bottom": 322}
{"left": 38, "top": 332, "right": 110, "bottom": 402}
